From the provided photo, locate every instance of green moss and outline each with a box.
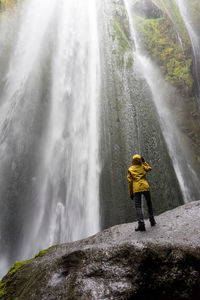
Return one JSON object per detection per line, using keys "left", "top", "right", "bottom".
{"left": 131, "top": 1, "right": 200, "bottom": 164}
{"left": 135, "top": 15, "right": 194, "bottom": 95}
{"left": 34, "top": 249, "right": 49, "bottom": 259}
{"left": 112, "top": 18, "right": 133, "bottom": 68}
{"left": 0, "top": 259, "right": 32, "bottom": 299}
{"left": 0, "top": 245, "right": 57, "bottom": 299}
{"left": 153, "top": 0, "right": 171, "bottom": 17}
{"left": 7, "top": 260, "right": 31, "bottom": 277}
{"left": 34, "top": 245, "right": 57, "bottom": 258}
{"left": 153, "top": 0, "right": 191, "bottom": 44}
{"left": 0, "top": 281, "right": 6, "bottom": 299}
{"left": 110, "top": 3, "right": 133, "bottom": 69}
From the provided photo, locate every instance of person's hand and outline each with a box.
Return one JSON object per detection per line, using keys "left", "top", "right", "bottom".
{"left": 141, "top": 156, "right": 145, "bottom": 162}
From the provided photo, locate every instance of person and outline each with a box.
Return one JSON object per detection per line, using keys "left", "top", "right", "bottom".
{"left": 127, "top": 154, "right": 156, "bottom": 231}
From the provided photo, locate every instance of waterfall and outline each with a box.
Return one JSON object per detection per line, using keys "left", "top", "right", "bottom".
{"left": 99, "top": 0, "right": 184, "bottom": 230}
{"left": 175, "top": 0, "right": 200, "bottom": 108}
{"left": 0, "top": 0, "right": 100, "bottom": 278}
{"left": 0, "top": 0, "right": 200, "bottom": 280}
{"left": 123, "top": 0, "right": 200, "bottom": 203}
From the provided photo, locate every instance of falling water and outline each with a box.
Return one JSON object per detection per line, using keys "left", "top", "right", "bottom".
{"left": 0, "top": 0, "right": 200, "bottom": 280}
{"left": 175, "top": 0, "right": 200, "bottom": 108}
{"left": 0, "top": 0, "right": 100, "bottom": 278}
{"left": 123, "top": 0, "right": 200, "bottom": 203}
{"left": 99, "top": 0, "right": 183, "bottom": 230}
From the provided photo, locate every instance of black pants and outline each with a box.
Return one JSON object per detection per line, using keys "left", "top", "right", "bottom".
{"left": 134, "top": 191, "right": 154, "bottom": 224}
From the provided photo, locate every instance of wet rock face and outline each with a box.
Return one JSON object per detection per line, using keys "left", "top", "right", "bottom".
{"left": 1, "top": 201, "right": 200, "bottom": 299}
{"left": 55, "top": 244, "right": 200, "bottom": 300}
{"left": 133, "top": 0, "right": 163, "bottom": 19}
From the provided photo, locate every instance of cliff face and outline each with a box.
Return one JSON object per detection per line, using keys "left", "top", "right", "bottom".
{"left": 112, "top": 0, "right": 195, "bottom": 94}
{"left": 1, "top": 200, "right": 200, "bottom": 299}
{"left": 131, "top": 0, "right": 200, "bottom": 171}
{"left": 116, "top": 0, "right": 200, "bottom": 157}
{"left": 99, "top": 0, "right": 200, "bottom": 229}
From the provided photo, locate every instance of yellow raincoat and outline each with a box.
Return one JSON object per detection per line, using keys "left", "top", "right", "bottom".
{"left": 127, "top": 154, "right": 152, "bottom": 196}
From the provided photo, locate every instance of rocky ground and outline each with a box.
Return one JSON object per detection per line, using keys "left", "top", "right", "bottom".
{"left": 1, "top": 201, "right": 200, "bottom": 300}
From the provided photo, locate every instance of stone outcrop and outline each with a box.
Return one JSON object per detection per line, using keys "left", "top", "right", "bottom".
{"left": 1, "top": 201, "right": 200, "bottom": 299}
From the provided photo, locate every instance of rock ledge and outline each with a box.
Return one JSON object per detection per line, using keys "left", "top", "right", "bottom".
{"left": 1, "top": 201, "right": 200, "bottom": 300}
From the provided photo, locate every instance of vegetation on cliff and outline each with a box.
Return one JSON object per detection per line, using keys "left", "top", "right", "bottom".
{"left": 134, "top": 1, "right": 194, "bottom": 96}
{"left": 110, "top": 2, "right": 133, "bottom": 69}
{"left": 111, "top": 0, "right": 200, "bottom": 166}
{"left": 126, "top": 0, "right": 200, "bottom": 167}
{"left": 111, "top": 0, "right": 196, "bottom": 96}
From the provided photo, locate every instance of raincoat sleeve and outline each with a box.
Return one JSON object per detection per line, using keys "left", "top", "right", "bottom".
{"left": 127, "top": 170, "right": 133, "bottom": 197}
{"left": 143, "top": 161, "right": 152, "bottom": 172}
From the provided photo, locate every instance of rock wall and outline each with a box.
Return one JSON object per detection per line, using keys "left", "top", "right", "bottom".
{"left": 99, "top": 0, "right": 200, "bottom": 229}
{"left": 132, "top": 0, "right": 200, "bottom": 179}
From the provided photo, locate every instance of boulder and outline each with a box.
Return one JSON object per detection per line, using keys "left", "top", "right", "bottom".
{"left": 1, "top": 201, "right": 200, "bottom": 299}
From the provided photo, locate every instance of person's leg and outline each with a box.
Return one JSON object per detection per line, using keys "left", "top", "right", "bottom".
{"left": 143, "top": 191, "right": 156, "bottom": 226}
{"left": 143, "top": 191, "right": 153, "bottom": 218}
{"left": 134, "top": 192, "right": 146, "bottom": 231}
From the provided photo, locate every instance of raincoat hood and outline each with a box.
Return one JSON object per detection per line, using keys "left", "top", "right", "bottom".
{"left": 132, "top": 154, "right": 142, "bottom": 165}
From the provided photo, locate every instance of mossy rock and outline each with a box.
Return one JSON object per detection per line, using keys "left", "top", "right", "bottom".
{"left": 0, "top": 245, "right": 57, "bottom": 299}
{"left": 135, "top": 14, "right": 194, "bottom": 95}
{"left": 110, "top": 2, "right": 133, "bottom": 69}
{"left": 0, "top": 260, "right": 33, "bottom": 299}
{"left": 34, "top": 245, "right": 57, "bottom": 259}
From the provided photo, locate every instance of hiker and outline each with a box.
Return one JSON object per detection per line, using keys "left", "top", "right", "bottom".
{"left": 127, "top": 154, "right": 156, "bottom": 231}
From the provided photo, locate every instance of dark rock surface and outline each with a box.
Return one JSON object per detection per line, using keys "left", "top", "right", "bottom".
{"left": 133, "top": 0, "right": 163, "bottom": 19}
{"left": 1, "top": 201, "right": 200, "bottom": 300}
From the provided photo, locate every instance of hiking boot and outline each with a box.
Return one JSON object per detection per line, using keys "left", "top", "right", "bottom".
{"left": 150, "top": 217, "right": 156, "bottom": 227}
{"left": 135, "top": 223, "right": 146, "bottom": 232}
